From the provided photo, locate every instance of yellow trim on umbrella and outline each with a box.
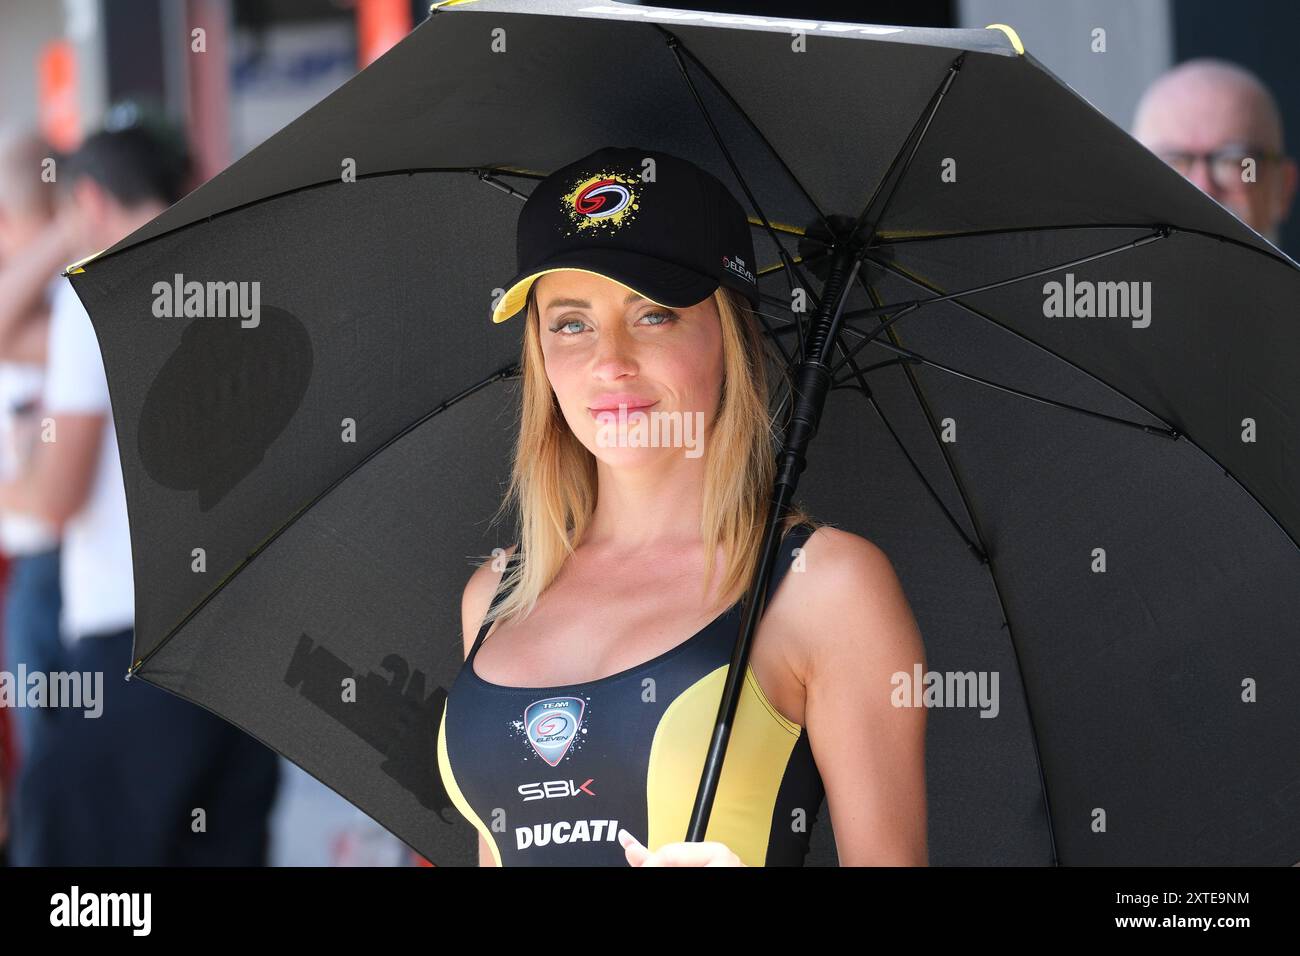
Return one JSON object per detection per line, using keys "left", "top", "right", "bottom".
{"left": 985, "top": 23, "right": 1025, "bottom": 55}
{"left": 62, "top": 247, "right": 107, "bottom": 276}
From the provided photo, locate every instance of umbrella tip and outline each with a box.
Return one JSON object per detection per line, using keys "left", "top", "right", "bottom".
{"left": 63, "top": 247, "right": 107, "bottom": 276}
{"left": 985, "top": 23, "right": 1025, "bottom": 55}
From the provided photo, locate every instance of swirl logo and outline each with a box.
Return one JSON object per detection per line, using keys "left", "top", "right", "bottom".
{"left": 562, "top": 170, "right": 640, "bottom": 233}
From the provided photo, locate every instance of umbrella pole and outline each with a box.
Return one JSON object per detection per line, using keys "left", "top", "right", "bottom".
{"left": 685, "top": 240, "right": 864, "bottom": 844}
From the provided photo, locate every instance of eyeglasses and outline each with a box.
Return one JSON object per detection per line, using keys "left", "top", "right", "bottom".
{"left": 1152, "top": 143, "right": 1284, "bottom": 189}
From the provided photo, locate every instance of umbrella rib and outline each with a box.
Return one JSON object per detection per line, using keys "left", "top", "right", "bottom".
{"left": 475, "top": 169, "right": 533, "bottom": 201}
{"left": 854, "top": 275, "right": 1064, "bottom": 865}
{"left": 867, "top": 251, "right": 1300, "bottom": 553}
{"left": 872, "top": 222, "right": 1300, "bottom": 271}
{"left": 748, "top": 301, "right": 797, "bottom": 370}
{"left": 658, "top": 27, "right": 826, "bottom": 364}
{"left": 124, "top": 362, "right": 523, "bottom": 679}
{"left": 830, "top": 328, "right": 1181, "bottom": 440}
{"left": 853, "top": 53, "right": 966, "bottom": 246}
{"left": 654, "top": 25, "right": 834, "bottom": 244}
{"left": 830, "top": 350, "right": 987, "bottom": 558}
{"left": 74, "top": 165, "right": 559, "bottom": 272}
{"left": 829, "top": 228, "right": 1169, "bottom": 373}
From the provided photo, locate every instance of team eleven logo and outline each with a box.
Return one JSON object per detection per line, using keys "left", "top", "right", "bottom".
{"left": 519, "top": 696, "right": 588, "bottom": 765}
{"left": 561, "top": 168, "right": 640, "bottom": 236}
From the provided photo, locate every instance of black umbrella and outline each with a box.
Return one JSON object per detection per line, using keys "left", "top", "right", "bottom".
{"left": 66, "top": 0, "right": 1298, "bottom": 865}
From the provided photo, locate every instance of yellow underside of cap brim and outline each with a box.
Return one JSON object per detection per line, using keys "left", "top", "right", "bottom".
{"left": 492, "top": 267, "right": 673, "bottom": 323}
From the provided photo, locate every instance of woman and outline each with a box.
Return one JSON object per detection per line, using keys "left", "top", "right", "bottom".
{"left": 436, "top": 146, "right": 927, "bottom": 867}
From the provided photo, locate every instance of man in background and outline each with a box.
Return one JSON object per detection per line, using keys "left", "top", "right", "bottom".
{"left": 1, "top": 120, "right": 280, "bottom": 865}
{"left": 1133, "top": 57, "right": 1297, "bottom": 247}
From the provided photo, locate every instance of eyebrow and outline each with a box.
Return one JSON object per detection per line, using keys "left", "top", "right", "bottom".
{"left": 543, "top": 291, "right": 646, "bottom": 311}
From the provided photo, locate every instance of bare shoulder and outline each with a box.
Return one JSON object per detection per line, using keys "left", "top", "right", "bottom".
{"left": 781, "top": 525, "right": 921, "bottom": 674}
{"left": 460, "top": 543, "right": 519, "bottom": 659}
{"left": 788, "top": 525, "right": 897, "bottom": 592}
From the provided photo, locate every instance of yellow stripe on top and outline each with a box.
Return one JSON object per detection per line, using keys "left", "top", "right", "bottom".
{"left": 436, "top": 705, "right": 502, "bottom": 866}
{"left": 645, "top": 664, "right": 801, "bottom": 866}
{"left": 985, "top": 23, "right": 1025, "bottom": 55}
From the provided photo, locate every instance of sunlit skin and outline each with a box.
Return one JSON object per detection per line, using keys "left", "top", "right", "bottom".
{"left": 541, "top": 272, "right": 743, "bottom": 867}
{"left": 463, "top": 269, "right": 929, "bottom": 867}
{"left": 1133, "top": 58, "right": 1297, "bottom": 243}
{"left": 536, "top": 270, "right": 724, "bottom": 476}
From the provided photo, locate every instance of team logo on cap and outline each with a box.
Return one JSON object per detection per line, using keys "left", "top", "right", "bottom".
{"left": 722, "top": 254, "right": 756, "bottom": 286}
{"left": 521, "top": 696, "right": 587, "bottom": 766}
{"left": 562, "top": 170, "right": 640, "bottom": 234}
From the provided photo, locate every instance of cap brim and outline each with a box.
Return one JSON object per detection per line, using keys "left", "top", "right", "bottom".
{"left": 491, "top": 248, "right": 719, "bottom": 323}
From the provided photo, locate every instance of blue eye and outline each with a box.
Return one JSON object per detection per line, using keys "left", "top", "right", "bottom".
{"left": 549, "top": 318, "right": 587, "bottom": 335}
{"left": 639, "top": 310, "right": 677, "bottom": 327}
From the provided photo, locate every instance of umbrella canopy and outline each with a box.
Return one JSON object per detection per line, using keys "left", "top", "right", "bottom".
{"left": 66, "top": 0, "right": 1299, "bottom": 865}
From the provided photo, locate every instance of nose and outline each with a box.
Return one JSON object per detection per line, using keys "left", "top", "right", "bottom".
{"left": 590, "top": 319, "right": 639, "bottom": 380}
{"left": 1184, "top": 156, "right": 1224, "bottom": 201}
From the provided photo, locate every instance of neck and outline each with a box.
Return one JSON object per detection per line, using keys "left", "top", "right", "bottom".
{"left": 583, "top": 432, "right": 712, "bottom": 553}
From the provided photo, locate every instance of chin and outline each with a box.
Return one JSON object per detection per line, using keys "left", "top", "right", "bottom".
{"left": 584, "top": 441, "right": 682, "bottom": 469}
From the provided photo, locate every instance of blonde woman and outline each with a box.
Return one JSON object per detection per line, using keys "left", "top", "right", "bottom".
{"left": 436, "top": 146, "right": 926, "bottom": 867}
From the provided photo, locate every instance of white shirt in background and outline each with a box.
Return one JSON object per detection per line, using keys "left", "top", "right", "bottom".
{"left": 41, "top": 278, "right": 135, "bottom": 643}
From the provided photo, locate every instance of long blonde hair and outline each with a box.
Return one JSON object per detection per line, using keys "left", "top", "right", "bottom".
{"left": 476, "top": 279, "right": 821, "bottom": 629}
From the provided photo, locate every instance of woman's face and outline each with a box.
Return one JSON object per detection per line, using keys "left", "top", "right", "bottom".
{"left": 535, "top": 270, "right": 724, "bottom": 468}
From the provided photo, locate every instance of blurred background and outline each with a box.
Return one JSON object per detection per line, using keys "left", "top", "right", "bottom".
{"left": 0, "top": 0, "right": 1294, "bottom": 867}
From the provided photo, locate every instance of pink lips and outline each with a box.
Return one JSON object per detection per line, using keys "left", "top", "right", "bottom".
{"left": 587, "top": 396, "right": 658, "bottom": 419}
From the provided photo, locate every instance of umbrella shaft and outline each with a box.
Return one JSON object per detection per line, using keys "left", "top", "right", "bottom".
{"left": 686, "top": 243, "right": 863, "bottom": 844}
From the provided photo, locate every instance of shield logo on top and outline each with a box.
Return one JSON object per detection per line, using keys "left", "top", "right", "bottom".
{"left": 524, "top": 696, "right": 587, "bottom": 766}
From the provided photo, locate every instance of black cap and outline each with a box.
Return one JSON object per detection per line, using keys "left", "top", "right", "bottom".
{"left": 491, "top": 145, "right": 759, "bottom": 323}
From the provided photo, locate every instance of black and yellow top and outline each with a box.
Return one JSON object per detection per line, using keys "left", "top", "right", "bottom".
{"left": 436, "top": 521, "right": 825, "bottom": 866}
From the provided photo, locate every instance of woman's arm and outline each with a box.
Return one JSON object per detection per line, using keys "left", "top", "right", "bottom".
{"left": 799, "top": 527, "right": 928, "bottom": 866}
{"left": 459, "top": 543, "right": 519, "bottom": 868}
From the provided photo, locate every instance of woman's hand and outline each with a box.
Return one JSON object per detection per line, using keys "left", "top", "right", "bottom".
{"left": 618, "top": 828, "right": 747, "bottom": 866}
